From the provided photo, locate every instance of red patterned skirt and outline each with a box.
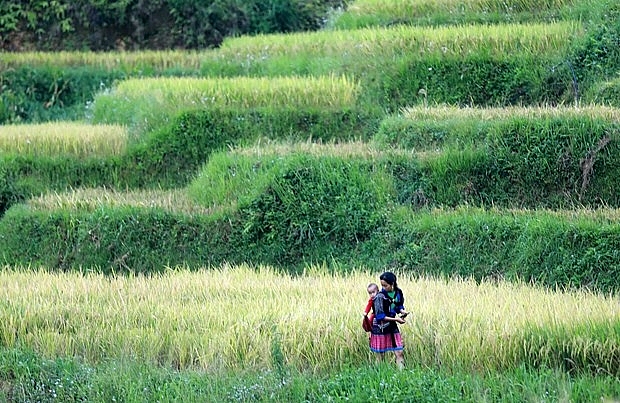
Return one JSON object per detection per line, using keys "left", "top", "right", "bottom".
{"left": 369, "top": 324, "right": 403, "bottom": 353}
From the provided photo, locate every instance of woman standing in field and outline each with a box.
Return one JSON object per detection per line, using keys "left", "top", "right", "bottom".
{"left": 370, "top": 271, "right": 409, "bottom": 369}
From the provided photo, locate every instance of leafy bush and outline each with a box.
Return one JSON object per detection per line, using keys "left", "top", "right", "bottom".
{"left": 0, "top": 0, "right": 345, "bottom": 51}
{"left": 237, "top": 154, "right": 394, "bottom": 247}
{"left": 0, "top": 65, "right": 123, "bottom": 124}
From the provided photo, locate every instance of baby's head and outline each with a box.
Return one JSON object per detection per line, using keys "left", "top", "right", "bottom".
{"left": 367, "top": 282, "right": 379, "bottom": 298}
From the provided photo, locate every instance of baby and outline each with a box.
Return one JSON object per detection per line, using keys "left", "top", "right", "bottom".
{"left": 363, "top": 282, "right": 379, "bottom": 325}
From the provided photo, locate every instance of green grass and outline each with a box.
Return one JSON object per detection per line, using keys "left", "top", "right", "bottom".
{"left": 1, "top": 348, "right": 618, "bottom": 402}
{"left": 186, "top": 142, "right": 397, "bottom": 211}
{"left": 331, "top": 0, "right": 603, "bottom": 28}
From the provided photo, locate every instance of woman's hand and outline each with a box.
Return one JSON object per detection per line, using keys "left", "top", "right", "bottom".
{"left": 394, "top": 317, "right": 405, "bottom": 324}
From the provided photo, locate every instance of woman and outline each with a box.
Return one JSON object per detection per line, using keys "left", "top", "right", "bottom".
{"left": 370, "top": 271, "right": 409, "bottom": 369}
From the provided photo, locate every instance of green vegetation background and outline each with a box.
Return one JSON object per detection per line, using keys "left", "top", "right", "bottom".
{"left": 1, "top": 0, "right": 620, "bottom": 292}
{"left": 1, "top": 0, "right": 619, "bottom": 400}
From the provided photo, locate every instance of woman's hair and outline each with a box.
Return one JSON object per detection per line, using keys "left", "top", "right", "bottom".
{"left": 379, "top": 271, "right": 398, "bottom": 290}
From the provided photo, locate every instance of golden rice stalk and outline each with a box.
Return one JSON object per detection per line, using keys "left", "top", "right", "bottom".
{"left": 0, "top": 50, "right": 204, "bottom": 71}
{"left": 0, "top": 264, "right": 616, "bottom": 374}
{"left": 400, "top": 105, "right": 620, "bottom": 121}
{"left": 108, "top": 75, "right": 360, "bottom": 109}
{"left": 221, "top": 21, "right": 580, "bottom": 59}
{"left": 23, "top": 187, "right": 212, "bottom": 214}
{"left": 0, "top": 122, "right": 127, "bottom": 158}
{"left": 345, "top": 0, "right": 577, "bottom": 17}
